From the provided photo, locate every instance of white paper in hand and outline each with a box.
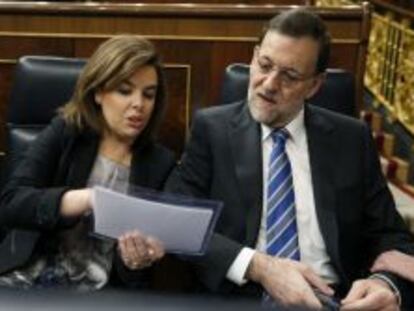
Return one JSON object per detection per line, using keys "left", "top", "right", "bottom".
{"left": 92, "top": 186, "right": 219, "bottom": 255}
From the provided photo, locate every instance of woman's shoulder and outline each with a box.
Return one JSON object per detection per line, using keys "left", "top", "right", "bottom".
{"left": 48, "top": 115, "right": 96, "bottom": 141}
{"left": 47, "top": 115, "right": 77, "bottom": 136}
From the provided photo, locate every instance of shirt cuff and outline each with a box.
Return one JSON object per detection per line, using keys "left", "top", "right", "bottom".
{"left": 226, "top": 247, "right": 256, "bottom": 286}
{"left": 369, "top": 273, "right": 401, "bottom": 306}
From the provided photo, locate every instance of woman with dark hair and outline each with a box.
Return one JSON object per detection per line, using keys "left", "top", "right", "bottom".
{"left": 0, "top": 35, "right": 174, "bottom": 290}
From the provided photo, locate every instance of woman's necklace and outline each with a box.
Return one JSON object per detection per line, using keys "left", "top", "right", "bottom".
{"left": 98, "top": 139, "right": 132, "bottom": 167}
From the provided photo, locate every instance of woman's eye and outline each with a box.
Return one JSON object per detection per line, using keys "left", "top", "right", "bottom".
{"left": 117, "top": 87, "right": 131, "bottom": 96}
{"left": 143, "top": 88, "right": 157, "bottom": 100}
{"left": 144, "top": 90, "right": 156, "bottom": 100}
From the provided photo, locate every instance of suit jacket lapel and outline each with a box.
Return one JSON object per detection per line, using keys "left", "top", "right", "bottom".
{"left": 67, "top": 131, "right": 156, "bottom": 192}
{"left": 67, "top": 131, "right": 99, "bottom": 187}
{"left": 229, "top": 102, "right": 263, "bottom": 246}
{"left": 129, "top": 144, "right": 152, "bottom": 188}
{"left": 67, "top": 130, "right": 153, "bottom": 189}
{"left": 305, "top": 105, "right": 347, "bottom": 280}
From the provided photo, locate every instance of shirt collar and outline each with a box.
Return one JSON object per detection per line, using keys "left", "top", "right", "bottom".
{"left": 261, "top": 108, "right": 305, "bottom": 144}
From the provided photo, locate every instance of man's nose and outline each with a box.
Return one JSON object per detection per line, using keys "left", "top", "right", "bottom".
{"left": 262, "top": 70, "right": 281, "bottom": 91}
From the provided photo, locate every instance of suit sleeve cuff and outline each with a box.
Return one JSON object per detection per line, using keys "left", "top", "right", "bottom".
{"left": 369, "top": 273, "right": 401, "bottom": 306}
{"left": 226, "top": 247, "right": 256, "bottom": 286}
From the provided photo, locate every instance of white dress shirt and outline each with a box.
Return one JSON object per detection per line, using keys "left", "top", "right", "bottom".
{"left": 226, "top": 108, "right": 339, "bottom": 285}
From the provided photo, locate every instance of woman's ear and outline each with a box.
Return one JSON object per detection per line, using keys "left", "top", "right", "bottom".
{"left": 94, "top": 91, "right": 102, "bottom": 105}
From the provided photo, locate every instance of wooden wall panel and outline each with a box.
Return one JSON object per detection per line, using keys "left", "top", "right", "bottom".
{"left": 105, "top": 0, "right": 311, "bottom": 3}
{"left": 0, "top": 2, "right": 370, "bottom": 154}
{"left": 161, "top": 67, "right": 188, "bottom": 155}
{"left": 0, "top": 37, "right": 72, "bottom": 59}
{"left": 0, "top": 65, "right": 15, "bottom": 151}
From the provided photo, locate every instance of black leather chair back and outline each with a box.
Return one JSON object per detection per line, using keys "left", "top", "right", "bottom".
{"left": 0, "top": 56, "right": 86, "bottom": 273}
{"left": 5, "top": 55, "right": 86, "bottom": 178}
{"left": 219, "top": 63, "right": 356, "bottom": 117}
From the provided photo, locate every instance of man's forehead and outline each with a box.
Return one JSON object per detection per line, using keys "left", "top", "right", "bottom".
{"left": 261, "top": 31, "right": 318, "bottom": 49}
{"left": 258, "top": 31, "right": 319, "bottom": 68}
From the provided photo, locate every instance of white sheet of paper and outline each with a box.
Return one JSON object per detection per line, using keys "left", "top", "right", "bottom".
{"left": 92, "top": 187, "right": 214, "bottom": 254}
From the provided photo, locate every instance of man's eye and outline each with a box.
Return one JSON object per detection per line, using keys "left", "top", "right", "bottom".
{"left": 258, "top": 61, "right": 273, "bottom": 73}
{"left": 281, "top": 72, "right": 300, "bottom": 83}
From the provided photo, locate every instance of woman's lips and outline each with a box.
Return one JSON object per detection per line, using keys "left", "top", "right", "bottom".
{"left": 127, "top": 116, "right": 144, "bottom": 129}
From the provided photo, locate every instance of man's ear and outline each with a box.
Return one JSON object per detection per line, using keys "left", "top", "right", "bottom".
{"left": 305, "top": 72, "right": 325, "bottom": 100}
{"left": 250, "top": 45, "right": 259, "bottom": 66}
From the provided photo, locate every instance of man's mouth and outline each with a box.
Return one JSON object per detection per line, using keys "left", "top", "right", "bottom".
{"left": 257, "top": 92, "right": 276, "bottom": 105}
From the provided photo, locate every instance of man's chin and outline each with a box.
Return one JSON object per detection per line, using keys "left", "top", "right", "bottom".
{"left": 249, "top": 108, "right": 278, "bottom": 126}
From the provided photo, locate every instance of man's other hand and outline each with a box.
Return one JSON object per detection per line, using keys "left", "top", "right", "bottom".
{"left": 246, "top": 252, "right": 333, "bottom": 309}
{"left": 341, "top": 278, "right": 398, "bottom": 311}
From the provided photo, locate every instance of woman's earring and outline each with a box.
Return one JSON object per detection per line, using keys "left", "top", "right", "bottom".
{"left": 95, "top": 93, "right": 102, "bottom": 106}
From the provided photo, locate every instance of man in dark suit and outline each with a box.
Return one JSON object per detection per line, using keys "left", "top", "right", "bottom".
{"left": 166, "top": 8, "right": 414, "bottom": 310}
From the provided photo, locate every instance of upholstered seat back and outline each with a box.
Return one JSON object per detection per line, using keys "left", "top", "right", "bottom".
{"left": 219, "top": 63, "right": 356, "bottom": 117}
{"left": 5, "top": 56, "right": 86, "bottom": 179}
{"left": 0, "top": 56, "right": 86, "bottom": 265}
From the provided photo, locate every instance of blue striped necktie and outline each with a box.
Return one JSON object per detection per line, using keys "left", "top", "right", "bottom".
{"left": 266, "top": 129, "right": 300, "bottom": 261}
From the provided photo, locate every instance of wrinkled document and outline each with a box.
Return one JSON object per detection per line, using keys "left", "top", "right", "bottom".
{"left": 92, "top": 186, "right": 222, "bottom": 255}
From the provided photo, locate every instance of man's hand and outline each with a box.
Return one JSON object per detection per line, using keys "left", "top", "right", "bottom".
{"left": 246, "top": 252, "right": 333, "bottom": 309}
{"left": 341, "top": 278, "right": 398, "bottom": 311}
{"left": 371, "top": 250, "right": 414, "bottom": 283}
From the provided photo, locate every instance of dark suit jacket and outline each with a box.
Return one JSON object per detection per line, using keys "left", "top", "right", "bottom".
{"left": 166, "top": 101, "right": 414, "bottom": 301}
{"left": 0, "top": 116, "right": 177, "bottom": 287}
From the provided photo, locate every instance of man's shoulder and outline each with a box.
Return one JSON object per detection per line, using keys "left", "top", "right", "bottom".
{"left": 307, "top": 104, "right": 366, "bottom": 131}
